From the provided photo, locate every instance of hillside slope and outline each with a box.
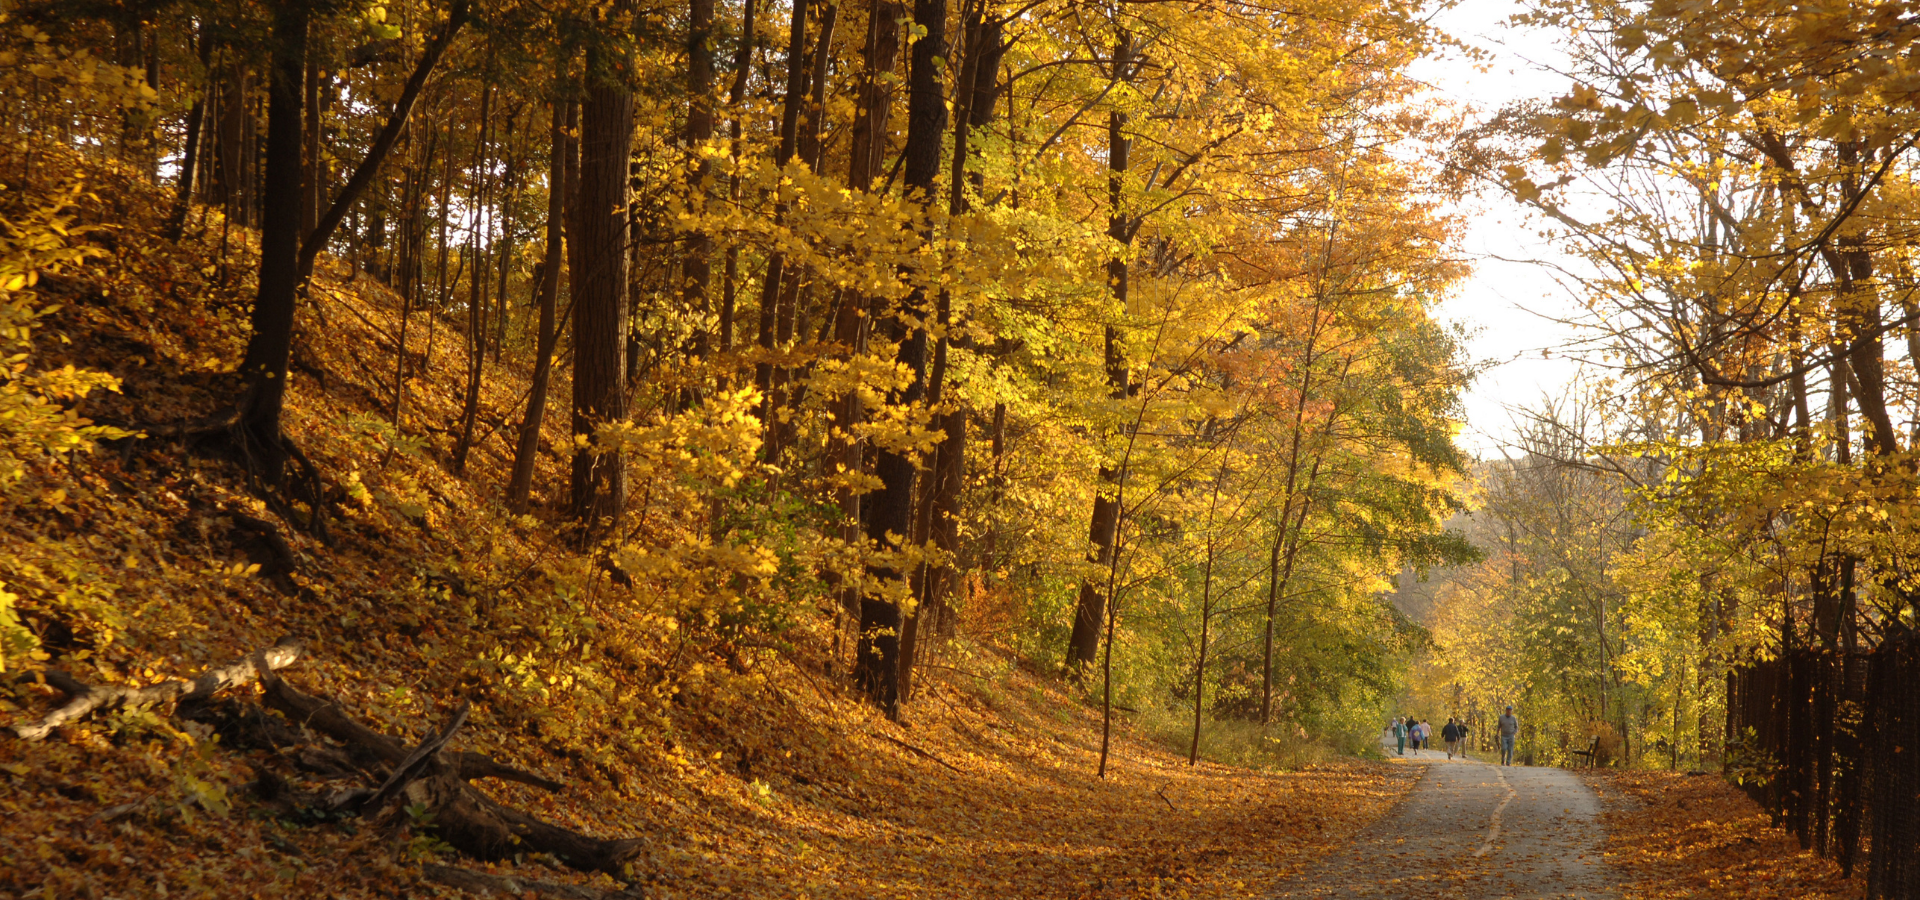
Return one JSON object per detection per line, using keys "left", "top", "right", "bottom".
{"left": 0, "top": 148, "right": 1412, "bottom": 899}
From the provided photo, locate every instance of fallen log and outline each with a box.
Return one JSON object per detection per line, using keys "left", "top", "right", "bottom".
{"left": 396, "top": 757, "right": 647, "bottom": 877}
{"left": 12, "top": 637, "right": 306, "bottom": 741}
{"left": 367, "top": 703, "right": 470, "bottom": 810}
{"left": 256, "top": 668, "right": 639, "bottom": 878}
{"left": 420, "top": 864, "right": 632, "bottom": 899}
{"left": 258, "top": 670, "right": 563, "bottom": 792}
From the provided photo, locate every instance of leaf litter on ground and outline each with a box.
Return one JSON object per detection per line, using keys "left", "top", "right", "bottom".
{"left": 0, "top": 143, "right": 1420, "bottom": 899}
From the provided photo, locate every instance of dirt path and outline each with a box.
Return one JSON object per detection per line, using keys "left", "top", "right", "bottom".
{"left": 1270, "top": 743, "right": 1617, "bottom": 899}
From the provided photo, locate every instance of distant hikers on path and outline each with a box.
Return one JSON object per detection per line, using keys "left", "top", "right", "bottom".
{"left": 1384, "top": 716, "right": 1443, "bottom": 756}
{"left": 1383, "top": 709, "right": 1517, "bottom": 762}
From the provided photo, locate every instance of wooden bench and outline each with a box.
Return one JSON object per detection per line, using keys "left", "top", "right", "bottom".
{"left": 1568, "top": 736, "right": 1601, "bottom": 768}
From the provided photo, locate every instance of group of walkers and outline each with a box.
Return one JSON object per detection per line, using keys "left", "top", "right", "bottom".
{"left": 1386, "top": 705, "right": 1522, "bottom": 766}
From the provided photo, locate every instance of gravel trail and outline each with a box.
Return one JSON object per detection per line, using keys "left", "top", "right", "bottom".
{"left": 1270, "top": 744, "right": 1618, "bottom": 899}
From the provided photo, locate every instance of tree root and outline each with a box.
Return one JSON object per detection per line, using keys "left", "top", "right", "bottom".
{"left": 11, "top": 637, "right": 306, "bottom": 741}
{"left": 255, "top": 667, "right": 640, "bottom": 879}
{"left": 258, "top": 671, "right": 564, "bottom": 792}
{"left": 13, "top": 639, "right": 639, "bottom": 882}
{"left": 420, "top": 864, "right": 639, "bottom": 899}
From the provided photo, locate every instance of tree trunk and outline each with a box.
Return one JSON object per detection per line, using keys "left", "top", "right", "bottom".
{"left": 899, "top": 10, "right": 1002, "bottom": 696}
{"left": 213, "top": 58, "right": 253, "bottom": 226}
{"left": 298, "top": 0, "right": 471, "bottom": 280}
{"left": 1066, "top": 32, "right": 1134, "bottom": 677}
{"left": 507, "top": 101, "right": 574, "bottom": 514}
{"left": 767, "top": 1, "right": 838, "bottom": 454}
{"left": 568, "top": 42, "right": 636, "bottom": 536}
{"left": 452, "top": 84, "right": 495, "bottom": 476}
{"left": 1190, "top": 532, "right": 1216, "bottom": 765}
{"left": 1191, "top": 446, "right": 1231, "bottom": 765}
{"left": 490, "top": 115, "right": 522, "bottom": 360}
{"left": 853, "top": 0, "right": 946, "bottom": 718}
{"left": 824, "top": 0, "right": 901, "bottom": 667}
{"left": 165, "top": 25, "right": 212, "bottom": 242}
{"left": 234, "top": 0, "right": 310, "bottom": 476}
{"left": 300, "top": 55, "right": 322, "bottom": 242}
{"left": 389, "top": 122, "right": 438, "bottom": 435}
{"left": 718, "top": 0, "right": 757, "bottom": 389}
{"left": 753, "top": 0, "right": 813, "bottom": 460}
{"left": 682, "top": 0, "right": 717, "bottom": 383}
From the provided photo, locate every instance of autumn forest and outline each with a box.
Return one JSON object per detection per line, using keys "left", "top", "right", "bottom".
{"left": 1, "top": 0, "right": 1917, "bottom": 896}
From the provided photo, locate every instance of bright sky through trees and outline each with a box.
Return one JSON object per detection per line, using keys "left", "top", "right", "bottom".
{"left": 1414, "top": 0, "right": 1591, "bottom": 457}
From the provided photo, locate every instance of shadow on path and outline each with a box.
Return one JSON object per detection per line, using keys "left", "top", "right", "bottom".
{"left": 1270, "top": 744, "right": 1617, "bottom": 899}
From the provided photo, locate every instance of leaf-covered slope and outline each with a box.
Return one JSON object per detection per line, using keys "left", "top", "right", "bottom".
{"left": 0, "top": 146, "right": 1412, "bottom": 899}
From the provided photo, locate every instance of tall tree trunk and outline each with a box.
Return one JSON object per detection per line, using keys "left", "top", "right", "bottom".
{"left": 298, "top": 0, "right": 471, "bottom": 280}
{"left": 1065, "top": 32, "right": 1135, "bottom": 677}
{"left": 718, "top": 0, "right": 757, "bottom": 389}
{"left": 753, "top": 0, "right": 813, "bottom": 460}
{"left": 682, "top": 0, "right": 717, "bottom": 385}
{"left": 300, "top": 55, "right": 322, "bottom": 242}
{"left": 389, "top": 122, "right": 438, "bottom": 436}
{"left": 854, "top": 0, "right": 946, "bottom": 717}
{"left": 825, "top": 0, "right": 902, "bottom": 668}
{"left": 1258, "top": 297, "right": 1336, "bottom": 725}
{"left": 569, "top": 39, "right": 636, "bottom": 536}
{"left": 768, "top": 1, "right": 838, "bottom": 453}
{"left": 214, "top": 57, "right": 253, "bottom": 226}
{"left": 508, "top": 101, "right": 576, "bottom": 514}
{"left": 899, "top": 10, "right": 1001, "bottom": 697}
{"left": 1191, "top": 446, "right": 1231, "bottom": 766}
{"left": 490, "top": 113, "right": 522, "bottom": 359}
{"left": 166, "top": 25, "right": 212, "bottom": 242}
{"left": 453, "top": 84, "right": 495, "bottom": 476}
{"left": 235, "top": 0, "right": 309, "bottom": 475}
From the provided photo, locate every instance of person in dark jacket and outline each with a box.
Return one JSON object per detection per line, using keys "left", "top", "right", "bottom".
{"left": 1442, "top": 717, "right": 1461, "bottom": 759}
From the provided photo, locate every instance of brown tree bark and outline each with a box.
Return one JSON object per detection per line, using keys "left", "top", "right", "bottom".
{"left": 568, "top": 37, "right": 636, "bottom": 536}
{"left": 682, "top": 0, "right": 717, "bottom": 383}
{"left": 234, "top": 0, "right": 310, "bottom": 476}
{"left": 768, "top": 1, "right": 838, "bottom": 452}
{"left": 507, "top": 100, "right": 575, "bottom": 514}
{"left": 165, "top": 25, "right": 212, "bottom": 242}
{"left": 212, "top": 56, "right": 254, "bottom": 227}
{"left": 1065, "top": 32, "right": 1135, "bottom": 677}
{"left": 300, "top": 55, "right": 322, "bottom": 242}
{"left": 899, "top": 10, "right": 1003, "bottom": 697}
{"left": 753, "top": 0, "right": 814, "bottom": 460}
{"left": 853, "top": 0, "right": 947, "bottom": 717}
{"left": 297, "top": 0, "right": 470, "bottom": 280}
{"left": 823, "top": 0, "right": 902, "bottom": 668}
{"left": 1190, "top": 447, "right": 1232, "bottom": 765}
{"left": 452, "top": 84, "right": 496, "bottom": 476}
{"left": 718, "top": 0, "right": 758, "bottom": 387}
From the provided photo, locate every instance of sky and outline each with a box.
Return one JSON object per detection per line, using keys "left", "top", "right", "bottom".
{"left": 1407, "top": 0, "right": 1594, "bottom": 458}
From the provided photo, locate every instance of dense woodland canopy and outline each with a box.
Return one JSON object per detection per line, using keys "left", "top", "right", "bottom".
{"left": 10, "top": 0, "right": 1920, "bottom": 893}
{"left": 0, "top": 0, "right": 1473, "bottom": 766}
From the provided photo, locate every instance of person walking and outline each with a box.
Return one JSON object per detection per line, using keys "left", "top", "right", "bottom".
{"left": 1392, "top": 716, "right": 1407, "bottom": 756}
{"left": 1420, "top": 719, "right": 1432, "bottom": 753}
{"left": 1442, "top": 717, "right": 1461, "bottom": 759}
{"left": 1457, "top": 720, "right": 1471, "bottom": 759}
{"left": 1498, "top": 705, "right": 1520, "bottom": 766}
